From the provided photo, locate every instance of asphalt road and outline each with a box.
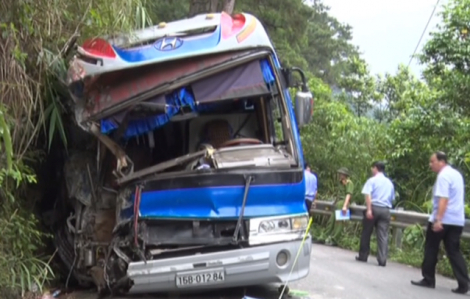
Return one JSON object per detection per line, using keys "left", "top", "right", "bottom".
{"left": 72, "top": 244, "right": 467, "bottom": 299}
{"left": 289, "top": 244, "right": 467, "bottom": 299}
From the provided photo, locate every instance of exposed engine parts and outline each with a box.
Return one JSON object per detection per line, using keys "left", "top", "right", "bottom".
{"left": 53, "top": 150, "right": 250, "bottom": 295}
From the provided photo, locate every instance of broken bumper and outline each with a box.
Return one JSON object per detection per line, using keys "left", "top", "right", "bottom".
{"left": 127, "top": 236, "right": 312, "bottom": 294}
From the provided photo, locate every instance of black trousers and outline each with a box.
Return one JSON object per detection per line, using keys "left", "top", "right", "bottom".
{"left": 358, "top": 205, "right": 390, "bottom": 264}
{"left": 305, "top": 199, "right": 313, "bottom": 213}
{"left": 422, "top": 222, "right": 469, "bottom": 287}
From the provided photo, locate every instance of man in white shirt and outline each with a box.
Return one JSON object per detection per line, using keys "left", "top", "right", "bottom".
{"left": 355, "top": 161, "right": 395, "bottom": 267}
{"left": 411, "top": 151, "right": 469, "bottom": 294}
{"left": 304, "top": 163, "right": 317, "bottom": 213}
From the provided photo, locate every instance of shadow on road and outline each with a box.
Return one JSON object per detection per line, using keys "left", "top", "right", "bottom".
{"left": 70, "top": 285, "right": 310, "bottom": 299}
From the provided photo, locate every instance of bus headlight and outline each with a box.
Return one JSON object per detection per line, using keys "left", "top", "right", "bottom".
{"left": 256, "top": 215, "right": 308, "bottom": 234}
{"left": 292, "top": 216, "right": 308, "bottom": 230}
{"left": 249, "top": 214, "right": 309, "bottom": 245}
{"left": 259, "top": 218, "right": 291, "bottom": 233}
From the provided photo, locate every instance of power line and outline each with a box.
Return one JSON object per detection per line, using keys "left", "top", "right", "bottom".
{"left": 407, "top": 0, "right": 441, "bottom": 68}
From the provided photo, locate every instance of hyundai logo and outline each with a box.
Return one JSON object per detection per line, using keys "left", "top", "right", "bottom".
{"left": 154, "top": 37, "right": 183, "bottom": 51}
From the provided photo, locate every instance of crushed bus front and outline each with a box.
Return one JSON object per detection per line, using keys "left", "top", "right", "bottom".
{"left": 54, "top": 12, "right": 314, "bottom": 296}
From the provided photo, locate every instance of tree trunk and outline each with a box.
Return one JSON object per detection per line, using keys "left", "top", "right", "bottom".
{"left": 188, "top": 0, "right": 236, "bottom": 17}
{"left": 222, "top": 0, "right": 236, "bottom": 14}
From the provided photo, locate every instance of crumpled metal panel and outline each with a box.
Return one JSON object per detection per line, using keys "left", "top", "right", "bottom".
{"left": 64, "top": 151, "right": 99, "bottom": 207}
{"left": 78, "top": 51, "right": 255, "bottom": 122}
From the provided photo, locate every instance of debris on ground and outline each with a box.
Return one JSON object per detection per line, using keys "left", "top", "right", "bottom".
{"left": 22, "top": 288, "right": 77, "bottom": 299}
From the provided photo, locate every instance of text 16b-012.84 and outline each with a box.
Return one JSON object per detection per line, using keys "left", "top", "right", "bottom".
{"left": 176, "top": 272, "right": 225, "bottom": 286}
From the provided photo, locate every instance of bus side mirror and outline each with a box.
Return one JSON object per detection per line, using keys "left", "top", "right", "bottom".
{"left": 280, "top": 67, "right": 314, "bottom": 128}
{"left": 289, "top": 67, "right": 313, "bottom": 128}
{"left": 294, "top": 89, "right": 313, "bottom": 128}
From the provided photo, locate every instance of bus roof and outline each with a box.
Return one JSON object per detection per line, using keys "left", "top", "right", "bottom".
{"left": 68, "top": 12, "right": 275, "bottom": 82}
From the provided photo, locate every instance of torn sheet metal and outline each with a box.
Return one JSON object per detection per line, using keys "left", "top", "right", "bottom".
{"left": 71, "top": 51, "right": 256, "bottom": 123}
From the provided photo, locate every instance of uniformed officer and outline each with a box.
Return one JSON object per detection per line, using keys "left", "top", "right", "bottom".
{"left": 325, "top": 167, "right": 354, "bottom": 245}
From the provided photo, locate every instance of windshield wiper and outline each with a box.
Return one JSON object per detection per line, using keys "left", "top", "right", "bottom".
{"left": 232, "top": 175, "right": 253, "bottom": 244}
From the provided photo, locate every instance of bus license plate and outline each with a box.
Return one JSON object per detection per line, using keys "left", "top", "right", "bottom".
{"left": 175, "top": 271, "right": 225, "bottom": 287}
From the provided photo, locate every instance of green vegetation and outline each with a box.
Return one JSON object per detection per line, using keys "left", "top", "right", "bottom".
{"left": 301, "top": 0, "right": 470, "bottom": 279}
{"left": 0, "top": 0, "right": 154, "bottom": 297}
{"left": 1, "top": 0, "right": 470, "bottom": 296}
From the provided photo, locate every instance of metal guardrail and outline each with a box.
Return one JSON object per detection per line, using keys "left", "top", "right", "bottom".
{"left": 310, "top": 200, "right": 470, "bottom": 239}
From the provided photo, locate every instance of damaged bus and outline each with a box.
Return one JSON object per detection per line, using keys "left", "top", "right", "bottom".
{"left": 58, "top": 11, "right": 314, "bottom": 295}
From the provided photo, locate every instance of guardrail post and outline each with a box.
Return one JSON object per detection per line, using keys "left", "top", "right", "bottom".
{"left": 392, "top": 207, "right": 404, "bottom": 249}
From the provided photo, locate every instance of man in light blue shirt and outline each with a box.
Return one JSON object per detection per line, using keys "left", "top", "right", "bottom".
{"left": 412, "top": 151, "right": 469, "bottom": 294}
{"left": 304, "top": 163, "right": 317, "bottom": 213}
{"left": 355, "top": 161, "right": 395, "bottom": 267}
